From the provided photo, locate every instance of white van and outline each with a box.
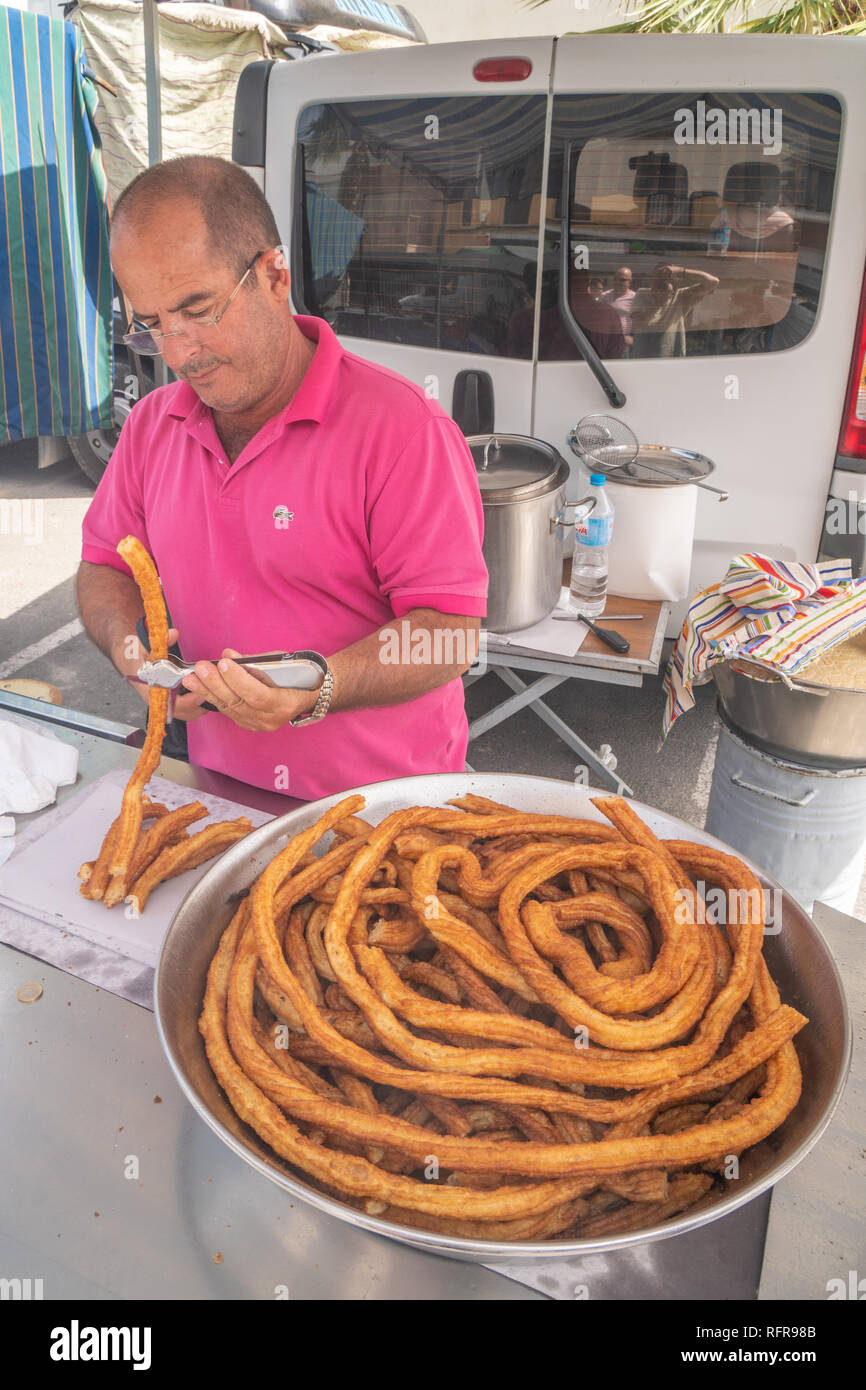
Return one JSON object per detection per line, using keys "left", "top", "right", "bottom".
{"left": 234, "top": 34, "right": 866, "bottom": 608}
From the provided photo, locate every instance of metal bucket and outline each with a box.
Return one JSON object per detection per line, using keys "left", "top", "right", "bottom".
{"left": 568, "top": 442, "right": 718, "bottom": 602}
{"left": 705, "top": 711, "right": 866, "bottom": 916}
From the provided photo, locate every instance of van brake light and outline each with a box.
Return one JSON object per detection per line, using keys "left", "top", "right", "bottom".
{"left": 473, "top": 58, "right": 532, "bottom": 82}
{"left": 839, "top": 263, "right": 866, "bottom": 460}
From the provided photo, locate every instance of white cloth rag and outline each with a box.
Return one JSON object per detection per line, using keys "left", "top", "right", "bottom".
{"left": 0, "top": 715, "right": 79, "bottom": 867}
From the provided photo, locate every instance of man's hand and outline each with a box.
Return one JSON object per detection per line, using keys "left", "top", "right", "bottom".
{"left": 180, "top": 648, "right": 318, "bottom": 731}
{"left": 116, "top": 626, "right": 208, "bottom": 723}
{"left": 76, "top": 563, "right": 208, "bottom": 722}
{"left": 178, "top": 609, "right": 480, "bottom": 731}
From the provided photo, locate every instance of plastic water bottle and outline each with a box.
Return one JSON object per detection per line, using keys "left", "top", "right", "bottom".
{"left": 570, "top": 474, "right": 614, "bottom": 618}
{"left": 708, "top": 208, "right": 731, "bottom": 256}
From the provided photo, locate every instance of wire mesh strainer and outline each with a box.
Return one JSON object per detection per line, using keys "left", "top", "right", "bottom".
{"left": 571, "top": 414, "right": 639, "bottom": 472}
{"left": 570, "top": 414, "right": 728, "bottom": 499}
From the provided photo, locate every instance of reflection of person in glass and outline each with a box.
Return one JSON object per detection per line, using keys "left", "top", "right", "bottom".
{"left": 631, "top": 263, "right": 719, "bottom": 358}
{"left": 708, "top": 162, "right": 799, "bottom": 352}
{"left": 709, "top": 162, "right": 797, "bottom": 256}
{"left": 507, "top": 265, "right": 624, "bottom": 360}
{"left": 568, "top": 269, "right": 625, "bottom": 357}
{"left": 600, "top": 267, "right": 635, "bottom": 352}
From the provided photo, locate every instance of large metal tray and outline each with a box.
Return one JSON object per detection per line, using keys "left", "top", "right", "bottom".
{"left": 154, "top": 773, "right": 851, "bottom": 1263}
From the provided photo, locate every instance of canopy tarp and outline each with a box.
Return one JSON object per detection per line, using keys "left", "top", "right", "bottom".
{"left": 69, "top": 0, "right": 291, "bottom": 202}
{"left": 0, "top": 6, "right": 112, "bottom": 441}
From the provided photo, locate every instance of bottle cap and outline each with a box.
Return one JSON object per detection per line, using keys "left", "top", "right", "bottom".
{"left": 590, "top": 473, "right": 606, "bottom": 486}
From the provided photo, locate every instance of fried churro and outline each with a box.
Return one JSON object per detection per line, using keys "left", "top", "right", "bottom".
{"left": 80, "top": 539, "right": 252, "bottom": 914}
{"left": 195, "top": 793, "right": 807, "bottom": 1241}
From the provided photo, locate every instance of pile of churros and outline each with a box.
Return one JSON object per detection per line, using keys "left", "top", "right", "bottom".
{"left": 78, "top": 536, "right": 252, "bottom": 914}
{"left": 198, "top": 790, "right": 808, "bottom": 1243}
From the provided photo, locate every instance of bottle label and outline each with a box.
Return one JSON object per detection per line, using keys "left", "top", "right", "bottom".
{"left": 575, "top": 515, "right": 613, "bottom": 547}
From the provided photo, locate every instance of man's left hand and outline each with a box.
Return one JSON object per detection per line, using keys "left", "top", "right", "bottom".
{"left": 180, "top": 648, "right": 318, "bottom": 731}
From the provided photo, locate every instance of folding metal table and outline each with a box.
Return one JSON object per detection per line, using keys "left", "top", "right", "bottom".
{"left": 465, "top": 597, "right": 671, "bottom": 797}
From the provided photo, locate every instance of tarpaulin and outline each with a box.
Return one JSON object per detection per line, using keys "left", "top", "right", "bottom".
{"left": 0, "top": 6, "right": 112, "bottom": 441}
{"left": 69, "top": 0, "right": 290, "bottom": 203}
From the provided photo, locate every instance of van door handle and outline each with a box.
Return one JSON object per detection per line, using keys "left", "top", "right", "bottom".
{"left": 453, "top": 370, "right": 494, "bottom": 436}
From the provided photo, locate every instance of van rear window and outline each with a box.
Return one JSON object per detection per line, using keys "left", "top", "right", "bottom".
{"left": 548, "top": 91, "right": 841, "bottom": 360}
{"left": 294, "top": 96, "right": 547, "bottom": 356}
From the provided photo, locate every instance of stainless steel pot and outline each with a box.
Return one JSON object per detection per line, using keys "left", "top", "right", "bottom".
{"left": 713, "top": 662, "right": 866, "bottom": 769}
{"left": 467, "top": 434, "right": 573, "bottom": 632}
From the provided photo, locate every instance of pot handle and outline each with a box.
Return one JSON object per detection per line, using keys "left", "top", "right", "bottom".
{"left": 730, "top": 659, "right": 830, "bottom": 697}
{"left": 552, "top": 494, "right": 596, "bottom": 535}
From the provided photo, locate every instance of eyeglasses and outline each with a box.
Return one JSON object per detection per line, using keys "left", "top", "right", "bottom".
{"left": 122, "top": 249, "right": 269, "bottom": 356}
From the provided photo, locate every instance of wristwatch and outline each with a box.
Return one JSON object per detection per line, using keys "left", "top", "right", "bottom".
{"left": 289, "top": 651, "right": 334, "bottom": 727}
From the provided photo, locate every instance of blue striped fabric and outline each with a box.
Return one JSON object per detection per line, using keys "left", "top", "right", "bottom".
{"left": 305, "top": 185, "right": 365, "bottom": 281}
{"left": 0, "top": 7, "right": 112, "bottom": 442}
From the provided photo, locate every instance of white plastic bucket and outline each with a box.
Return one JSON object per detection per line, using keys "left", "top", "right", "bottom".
{"left": 605, "top": 477, "right": 698, "bottom": 602}
{"left": 705, "top": 718, "right": 866, "bottom": 916}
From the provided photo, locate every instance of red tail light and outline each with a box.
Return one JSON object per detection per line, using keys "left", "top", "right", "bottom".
{"left": 473, "top": 58, "right": 532, "bottom": 82}
{"left": 839, "top": 263, "right": 866, "bottom": 459}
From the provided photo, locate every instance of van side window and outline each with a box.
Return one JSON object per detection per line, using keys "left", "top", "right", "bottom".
{"left": 295, "top": 96, "right": 547, "bottom": 357}
{"left": 547, "top": 92, "right": 841, "bottom": 359}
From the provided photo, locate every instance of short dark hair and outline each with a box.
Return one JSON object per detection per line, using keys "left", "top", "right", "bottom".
{"left": 112, "top": 156, "right": 281, "bottom": 278}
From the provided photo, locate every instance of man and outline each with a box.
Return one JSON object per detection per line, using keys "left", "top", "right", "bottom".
{"left": 599, "top": 267, "right": 635, "bottom": 353}
{"left": 77, "top": 157, "right": 487, "bottom": 801}
{"left": 631, "top": 263, "right": 719, "bottom": 358}
{"left": 507, "top": 266, "right": 624, "bottom": 361}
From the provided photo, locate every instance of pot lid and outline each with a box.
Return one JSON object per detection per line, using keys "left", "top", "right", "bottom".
{"left": 467, "top": 434, "right": 568, "bottom": 502}
{"left": 580, "top": 444, "right": 716, "bottom": 488}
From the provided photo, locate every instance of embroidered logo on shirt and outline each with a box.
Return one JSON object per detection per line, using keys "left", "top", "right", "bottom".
{"left": 273, "top": 506, "right": 294, "bottom": 530}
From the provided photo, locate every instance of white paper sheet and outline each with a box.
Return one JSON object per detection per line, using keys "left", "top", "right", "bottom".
{"left": 487, "top": 589, "right": 589, "bottom": 658}
{"left": 0, "top": 772, "right": 273, "bottom": 970}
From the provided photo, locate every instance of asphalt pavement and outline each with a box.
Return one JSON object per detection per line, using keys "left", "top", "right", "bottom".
{"left": 0, "top": 439, "right": 145, "bottom": 726}
{"left": 2, "top": 436, "right": 864, "bottom": 919}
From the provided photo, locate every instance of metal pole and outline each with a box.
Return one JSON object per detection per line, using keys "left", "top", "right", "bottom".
{"left": 141, "top": 0, "right": 168, "bottom": 386}
{"left": 142, "top": 0, "right": 162, "bottom": 165}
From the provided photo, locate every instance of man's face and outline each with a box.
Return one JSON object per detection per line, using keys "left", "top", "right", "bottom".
{"left": 614, "top": 271, "right": 632, "bottom": 293}
{"left": 652, "top": 265, "right": 675, "bottom": 296}
{"left": 111, "top": 200, "right": 290, "bottom": 416}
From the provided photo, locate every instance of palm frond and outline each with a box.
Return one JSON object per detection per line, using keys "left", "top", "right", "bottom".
{"left": 519, "top": 0, "right": 866, "bottom": 33}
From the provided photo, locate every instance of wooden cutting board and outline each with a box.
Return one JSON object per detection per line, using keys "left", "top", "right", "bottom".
{"left": 562, "top": 559, "right": 666, "bottom": 663}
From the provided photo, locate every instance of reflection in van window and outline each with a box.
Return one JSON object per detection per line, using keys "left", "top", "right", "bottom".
{"left": 547, "top": 92, "right": 841, "bottom": 359}
{"left": 295, "top": 97, "right": 547, "bottom": 356}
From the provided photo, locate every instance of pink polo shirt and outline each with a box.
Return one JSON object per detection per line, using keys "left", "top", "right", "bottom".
{"left": 81, "top": 314, "right": 487, "bottom": 800}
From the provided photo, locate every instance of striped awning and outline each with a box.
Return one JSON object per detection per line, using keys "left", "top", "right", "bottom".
{"left": 0, "top": 7, "right": 113, "bottom": 442}
{"left": 298, "top": 95, "right": 548, "bottom": 198}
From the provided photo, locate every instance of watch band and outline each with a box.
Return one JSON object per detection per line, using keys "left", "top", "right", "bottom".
{"left": 289, "top": 652, "right": 334, "bottom": 727}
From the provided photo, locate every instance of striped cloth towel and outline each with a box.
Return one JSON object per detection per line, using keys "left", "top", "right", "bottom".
{"left": 663, "top": 554, "right": 866, "bottom": 736}
{"left": 0, "top": 7, "right": 112, "bottom": 442}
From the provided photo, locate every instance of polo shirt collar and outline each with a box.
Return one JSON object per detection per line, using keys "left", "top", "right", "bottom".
{"left": 166, "top": 314, "right": 343, "bottom": 433}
